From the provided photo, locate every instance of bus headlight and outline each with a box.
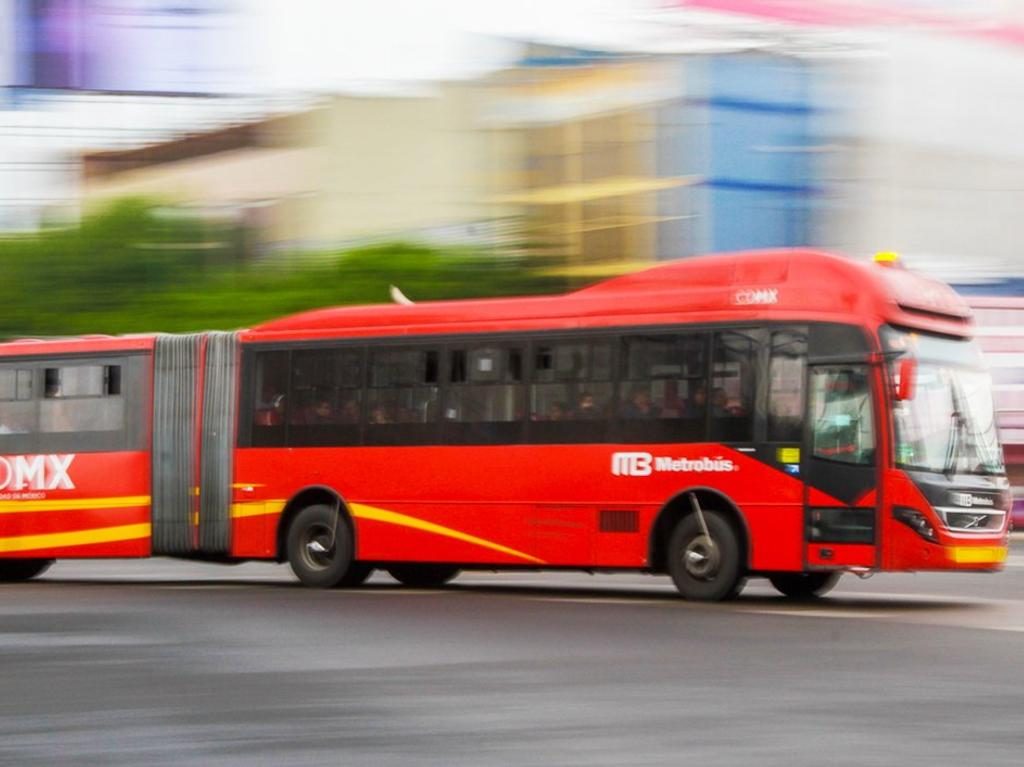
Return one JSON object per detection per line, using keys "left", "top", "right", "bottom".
{"left": 894, "top": 507, "right": 938, "bottom": 542}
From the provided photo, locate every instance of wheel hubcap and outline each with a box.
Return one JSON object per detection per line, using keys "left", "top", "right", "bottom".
{"left": 683, "top": 535, "right": 720, "bottom": 580}
{"left": 302, "top": 524, "right": 335, "bottom": 570}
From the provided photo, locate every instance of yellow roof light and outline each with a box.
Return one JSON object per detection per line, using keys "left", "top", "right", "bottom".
{"left": 873, "top": 251, "right": 901, "bottom": 265}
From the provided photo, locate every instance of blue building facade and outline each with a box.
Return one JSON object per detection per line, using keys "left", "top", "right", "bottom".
{"left": 691, "top": 53, "right": 820, "bottom": 253}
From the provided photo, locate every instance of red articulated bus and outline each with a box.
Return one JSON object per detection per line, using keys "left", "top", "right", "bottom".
{"left": 0, "top": 249, "right": 1010, "bottom": 600}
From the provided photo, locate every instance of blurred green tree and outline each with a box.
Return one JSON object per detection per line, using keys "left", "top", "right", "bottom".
{"left": 0, "top": 199, "right": 566, "bottom": 338}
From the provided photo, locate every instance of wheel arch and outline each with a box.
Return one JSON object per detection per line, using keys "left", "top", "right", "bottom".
{"left": 275, "top": 485, "right": 355, "bottom": 562}
{"left": 648, "top": 486, "right": 750, "bottom": 573}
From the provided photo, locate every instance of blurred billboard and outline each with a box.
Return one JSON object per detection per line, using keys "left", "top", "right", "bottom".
{"left": 10, "top": 0, "right": 249, "bottom": 94}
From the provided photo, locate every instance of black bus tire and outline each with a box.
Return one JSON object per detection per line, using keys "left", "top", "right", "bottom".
{"left": 0, "top": 559, "right": 53, "bottom": 582}
{"left": 667, "top": 510, "right": 744, "bottom": 601}
{"left": 287, "top": 504, "right": 356, "bottom": 588}
{"left": 387, "top": 564, "right": 460, "bottom": 588}
{"left": 769, "top": 571, "right": 841, "bottom": 599}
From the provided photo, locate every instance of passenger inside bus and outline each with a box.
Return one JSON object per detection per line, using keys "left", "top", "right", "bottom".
{"left": 546, "top": 402, "right": 568, "bottom": 421}
{"left": 338, "top": 399, "right": 360, "bottom": 424}
{"left": 254, "top": 393, "right": 285, "bottom": 426}
{"left": 575, "top": 391, "right": 601, "bottom": 419}
{"left": 621, "top": 388, "right": 661, "bottom": 419}
{"left": 682, "top": 385, "right": 707, "bottom": 418}
{"left": 711, "top": 387, "right": 731, "bottom": 417}
{"left": 303, "top": 395, "right": 338, "bottom": 424}
{"left": 369, "top": 404, "right": 393, "bottom": 424}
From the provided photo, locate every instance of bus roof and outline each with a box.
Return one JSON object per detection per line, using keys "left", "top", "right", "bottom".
{"left": 0, "top": 333, "right": 156, "bottom": 358}
{"left": 0, "top": 249, "right": 973, "bottom": 356}
{"left": 244, "top": 249, "right": 973, "bottom": 342}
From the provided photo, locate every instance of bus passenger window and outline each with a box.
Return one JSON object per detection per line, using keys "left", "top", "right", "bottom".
{"left": 41, "top": 365, "right": 124, "bottom": 433}
{"left": 530, "top": 342, "right": 612, "bottom": 421}
{"left": 367, "top": 348, "right": 439, "bottom": 425}
{"left": 444, "top": 347, "right": 525, "bottom": 444}
{"left": 710, "top": 331, "right": 757, "bottom": 442}
{"left": 529, "top": 340, "right": 612, "bottom": 442}
{"left": 288, "top": 348, "right": 364, "bottom": 445}
{"left": 768, "top": 330, "right": 807, "bottom": 442}
{"left": 445, "top": 348, "right": 523, "bottom": 423}
{"left": 620, "top": 334, "right": 707, "bottom": 443}
{"left": 251, "top": 351, "right": 289, "bottom": 445}
{"left": 0, "top": 368, "right": 34, "bottom": 436}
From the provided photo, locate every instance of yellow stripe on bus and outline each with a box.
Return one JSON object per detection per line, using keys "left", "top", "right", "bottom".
{"left": 0, "top": 523, "right": 151, "bottom": 553}
{"left": 349, "top": 503, "right": 546, "bottom": 565}
{"left": 231, "top": 500, "right": 286, "bottom": 519}
{"left": 0, "top": 495, "right": 151, "bottom": 514}
{"left": 949, "top": 546, "right": 1008, "bottom": 565}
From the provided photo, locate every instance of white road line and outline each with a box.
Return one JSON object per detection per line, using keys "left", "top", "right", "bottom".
{"left": 527, "top": 596, "right": 669, "bottom": 605}
{"left": 739, "top": 608, "right": 893, "bottom": 620}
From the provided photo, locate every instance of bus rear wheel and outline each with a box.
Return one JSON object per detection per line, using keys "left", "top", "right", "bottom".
{"left": 0, "top": 559, "right": 53, "bottom": 582}
{"left": 387, "top": 564, "right": 460, "bottom": 588}
{"left": 769, "top": 572, "right": 841, "bottom": 599}
{"left": 667, "top": 510, "right": 744, "bottom": 601}
{"left": 286, "top": 504, "right": 357, "bottom": 588}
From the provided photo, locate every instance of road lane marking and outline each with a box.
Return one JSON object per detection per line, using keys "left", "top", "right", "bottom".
{"left": 739, "top": 608, "right": 899, "bottom": 620}
{"left": 527, "top": 596, "right": 670, "bottom": 605}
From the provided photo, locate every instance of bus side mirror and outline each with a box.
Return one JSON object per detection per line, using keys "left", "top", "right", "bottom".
{"left": 895, "top": 358, "right": 916, "bottom": 401}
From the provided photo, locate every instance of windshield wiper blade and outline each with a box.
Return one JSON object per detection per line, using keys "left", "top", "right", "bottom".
{"left": 942, "top": 410, "right": 962, "bottom": 477}
{"left": 943, "top": 378, "right": 969, "bottom": 477}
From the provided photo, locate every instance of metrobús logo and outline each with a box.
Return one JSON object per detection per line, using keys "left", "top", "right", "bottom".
{"left": 0, "top": 454, "right": 75, "bottom": 495}
{"left": 611, "top": 452, "right": 736, "bottom": 477}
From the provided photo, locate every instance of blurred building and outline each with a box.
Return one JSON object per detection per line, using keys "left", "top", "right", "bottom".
{"left": 0, "top": 0, "right": 269, "bottom": 230}
{"left": 82, "top": 88, "right": 504, "bottom": 253}
{"left": 83, "top": 53, "right": 697, "bottom": 261}
{"left": 79, "top": 42, "right": 836, "bottom": 268}
{"left": 480, "top": 47, "right": 696, "bottom": 269}
{"left": 482, "top": 42, "right": 832, "bottom": 267}
{"left": 664, "top": 0, "right": 1024, "bottom": 274}
{"left": 967, "top": 297, "right": 1024, "bottom": 518}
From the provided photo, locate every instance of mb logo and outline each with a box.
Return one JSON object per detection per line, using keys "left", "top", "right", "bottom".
{"left": 612, "top": 452, "right": 653, "bottom": 477}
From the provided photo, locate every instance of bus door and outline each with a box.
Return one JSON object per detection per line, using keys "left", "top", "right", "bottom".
{"left": 801, "top": 364, "right": 880, "bottom": 569}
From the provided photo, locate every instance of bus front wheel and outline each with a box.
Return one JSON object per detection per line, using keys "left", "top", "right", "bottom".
{"left": 0, "top": 559, "right": 53, "bottom": 582}
{"left": 387, "top": 564, "right": 460, "bottom": 588}
{"left": 286, "top": 504, "right": 357, "bottom": 588}
{"left": 769, "top": 572, "right": 841, "bottom": 599}
{"left": 667, "top": 510, "right": 744, "bottom": 601}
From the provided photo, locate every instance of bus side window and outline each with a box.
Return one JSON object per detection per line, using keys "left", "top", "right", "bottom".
{"left": 529, "top": 340, "right": 613, "bottom": 442}
{"left": 40, "top": 365, "right": 124, "bottom": 434}
{"left": 768, "top": 329, "right": 807, "bottom": 443}
{"left": 445, "top": 346, "right": 525, "bottom": 444}
{"left": 367, "top": 348, "right": 439, "bottom": 425}
{"left": 710, "top": 331, "right": 757, "bottom": 442}
{"left": 288, "top": 347, "right": 364, "bottom": 446}
{"left": 0, "top": 368, "right": 35, "bottom": 441}
{"left": 619, "top": 333, "right": 707, "bottom": 443}
{"left": 251, "top": 351, "right": 289, "bottom": 446}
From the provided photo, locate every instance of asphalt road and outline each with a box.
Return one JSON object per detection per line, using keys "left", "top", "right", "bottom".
{"left": 3, "top": 549, "right": 1024, "bottom": 766}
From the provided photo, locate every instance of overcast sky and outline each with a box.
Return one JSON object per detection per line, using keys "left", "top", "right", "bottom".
{"left": 253, "top": 0, "right": 652, "bottom": 91}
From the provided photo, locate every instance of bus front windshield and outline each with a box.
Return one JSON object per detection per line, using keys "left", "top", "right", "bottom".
{"left": 884, "top": 328, "right": 1004, "bottom": 476}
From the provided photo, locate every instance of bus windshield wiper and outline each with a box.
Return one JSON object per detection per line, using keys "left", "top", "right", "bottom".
{"left": 943, "top": 380, "right": 973, "bottom": 478}
{"left": 942, "top": 410, "right": 962, "bottom": 478}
